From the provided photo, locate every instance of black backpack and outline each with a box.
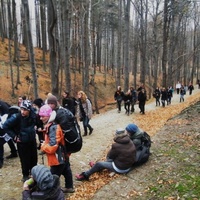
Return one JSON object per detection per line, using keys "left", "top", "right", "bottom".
{"left": 55, "top": 107, "right": 82, "bottom": 154}
{"left": 133, "top": 132, "right": 152, "bottom": 166}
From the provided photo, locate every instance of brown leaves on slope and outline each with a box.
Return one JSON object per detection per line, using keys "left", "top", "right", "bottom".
{"left": 66, "top": 92, "right": 200, "bottom": 200}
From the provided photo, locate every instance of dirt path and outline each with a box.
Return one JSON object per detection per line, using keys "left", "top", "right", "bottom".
{"left": 0, "top": 86, "right": 200, "bottom": 200}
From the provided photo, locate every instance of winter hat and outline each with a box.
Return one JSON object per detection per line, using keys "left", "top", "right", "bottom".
{"left": 39, "top": 104, "right": 52, "bottom": 117}
{"left": 47, "top": 95, "right": 58, "bottom": 106}
{"left": 115, "top": 128, "right": 125, "bottom": 135}
{"left": 31, "top": 165, "right": 54, "bottom": 190}
{"left": 33, "top": 98, "right": 44, "bottom": 108}
{"left": 125, "top": 123, "right": 138, "bottom": 134}
{"left": 20, "top": 100, "right": 32, "bottom": 111}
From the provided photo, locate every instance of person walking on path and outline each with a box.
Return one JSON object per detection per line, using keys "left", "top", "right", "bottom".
{"left": 160, "top": 87, "right": 168, "bottom": 107}
{"left": 138, "top": 88, "right": 147, "bottom": 114}
{"left": 123, "top": 89, "right": 132, "bottom": 116}
{"left": 3, "top": 100, "right": 38, "bottom": 182}
{"left": 188, "top": 83, "right": 194, "bottom": 95}
{"left": 153, "top": 87, "right": 161, "bottom": 106}
{"left": 75, "top": 128, "right": 136, "bottom": 181}
{"left": 77, "top": 91, "right": 93, "bottom": 136}
{"left": 130, "top": 86, "right": 137, "bottom": 113}
{"left": 180, "top": 85, "right": 186, "bottom": 102}
{"left": 167, "top": 87, "right": 173, "bottom": 105}
{"left": 175, "top": 81, "right": 181, "bottom": 94}
{"left": 114, "top": 86, "right": 124, "bottom": 113}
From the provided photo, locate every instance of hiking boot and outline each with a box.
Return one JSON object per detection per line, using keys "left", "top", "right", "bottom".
{"left": 83, "top": 133, "right": 87, "bottom": 137}
{"left": 89, "top": 128, "right": 94, "bottom": 135}
{"left": 75, "top": 172, "right": 89, "bottom": 181}
{"left": 6, "top": 153, "right": 18, "bottom": 159}
{"left": 89, "top": 161, "right": 95, "bottom": 167}
{"left": 61, "top": 187, "right": 75, "bottom": 193}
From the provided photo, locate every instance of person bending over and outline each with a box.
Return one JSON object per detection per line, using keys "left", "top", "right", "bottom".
{"left": 22, "top": 164, "right": 64, "bottom": 200}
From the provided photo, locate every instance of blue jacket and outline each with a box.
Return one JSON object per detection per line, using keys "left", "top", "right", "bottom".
{"left": 3, "top": 111, "right": 36, "bottom": 143}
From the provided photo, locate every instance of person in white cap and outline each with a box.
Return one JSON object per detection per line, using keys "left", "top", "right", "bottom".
{"left": 75, "top": 128, "right": 136, "bottom": 181}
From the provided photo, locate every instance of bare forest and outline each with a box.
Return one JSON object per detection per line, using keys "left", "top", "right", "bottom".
{"left": 0, "top": 0, "right": 200, "bottom": 108}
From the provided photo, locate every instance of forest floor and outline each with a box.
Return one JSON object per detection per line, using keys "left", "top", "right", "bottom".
{"left": 0, "top": 86, "right": 200, "bottom": 200}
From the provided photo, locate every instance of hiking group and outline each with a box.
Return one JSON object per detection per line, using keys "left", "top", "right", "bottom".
{"left": 0, "top": 90, "right": 94, "bottom": 199}
{"left": 1, "top": 80, "right": 199, "bottom": 199}
{"left": 114, "top": 81, "right": 196, "bottom": 115}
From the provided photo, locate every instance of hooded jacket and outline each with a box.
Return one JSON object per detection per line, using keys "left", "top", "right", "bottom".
{"left": 22, "top": 170, "right": 64, "bottom": 200}
{"left": 107, "top": 134, "right": 136, "bottom": 170}
{"left": 40, "top": 111, "right": 65, "bottom": 166}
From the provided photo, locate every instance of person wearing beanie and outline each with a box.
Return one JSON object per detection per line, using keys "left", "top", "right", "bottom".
{"left": 22, "top": 165, "right": 65, "bottom": 200}
{"left": 125, "top": 123, "right": 152, "bottom": 166}
{"left": 33, "top": 98, "right": 44, "bottom": 109}
{"left": 3, "top": 100, "right": 38, "bottom": 182}
{"left": 39, "top": 104, "right": 75, "bottom": 194}
{"left": 47, "top": 95, "right": 58, "bottom": 107}
{"left": 125, "top": 123, "right": 144, "bottom": 148}
{"left": 75, "top": 128, "right": 136, "bottom": 181}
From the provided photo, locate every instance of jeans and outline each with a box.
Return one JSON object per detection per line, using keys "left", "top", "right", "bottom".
{"left": 85, "top": 161, "right": 115, "bottom": 177}
{"left": 83, "top": 116, "right": 93, "bottom": 134}
{"left": 117, "top": 100, "right": 122, "bottom": 112}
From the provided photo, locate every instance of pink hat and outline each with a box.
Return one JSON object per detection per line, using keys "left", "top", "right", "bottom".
{"left": 39, "top": 105, "right": 52, "bottom": 117}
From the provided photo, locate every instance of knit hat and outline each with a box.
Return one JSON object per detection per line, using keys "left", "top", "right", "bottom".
{"left": 125, "top": 123, "right": 138, "bottom": 134}
{"left": 20, "top": 100, "right": 32, "bottom": 111}
{"left": 31, "top": 165, "right": 54, "bottom": 190}
{"left": 47, "top": 95, "right": 58, "bottom": 106}
{"left": 39, "top": 104, "right": 52, "bottom": 117}
{"left": 33, "top": 98, "right": 44, "bottom": 108}
{"left": 115, "top": 128, "right": 125, "bottom": 135}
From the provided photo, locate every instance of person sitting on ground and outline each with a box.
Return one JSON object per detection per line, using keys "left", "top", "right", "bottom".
{"left": 125, "top": 123, "right": 144, "bottom": 149}
{"left": 22, "top": 164, "right": 65, "bottom": 200}
{"left": 75, "top": 128, "right": 136, "bottom": 181}
{"left": 125, "top": 123, "right": 151, "bottom": 165}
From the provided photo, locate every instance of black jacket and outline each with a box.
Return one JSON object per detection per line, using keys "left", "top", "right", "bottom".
{"left": 3, "top": 111, "right": 36, "bottom": 143}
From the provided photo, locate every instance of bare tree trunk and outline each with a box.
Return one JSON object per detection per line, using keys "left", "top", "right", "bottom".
{"left": 116, "top": 0, "right": 122, "bottom": 87}
{"left": 40, "top": 0, "right": 47, "bottom": 71}
{"left": 162, "top": 0, "right": 170, "bottom": 87}
{"left": 47, "top": 0, "right": 59, "bottom": 96}
{"left": 124, "top": 0, "right": 130, "bottom": 92}
{"left": 22, "top": 0, "right": 38, "bottom": 98}
{"left": 7, "top": 0, "right": 15, "bottom": 96}
{"left": 35, "top": 0, "right": 41, "bottom": 48}
{"left": 12, "top": 0, "right": 21, "bottom": 89}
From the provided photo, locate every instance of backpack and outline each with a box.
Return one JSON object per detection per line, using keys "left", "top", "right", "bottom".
{"left": 133, "top": 132, "right": 152, "bottom": 166}
{"left": 55, "top": 107, "right": 82, "bottom": 154}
